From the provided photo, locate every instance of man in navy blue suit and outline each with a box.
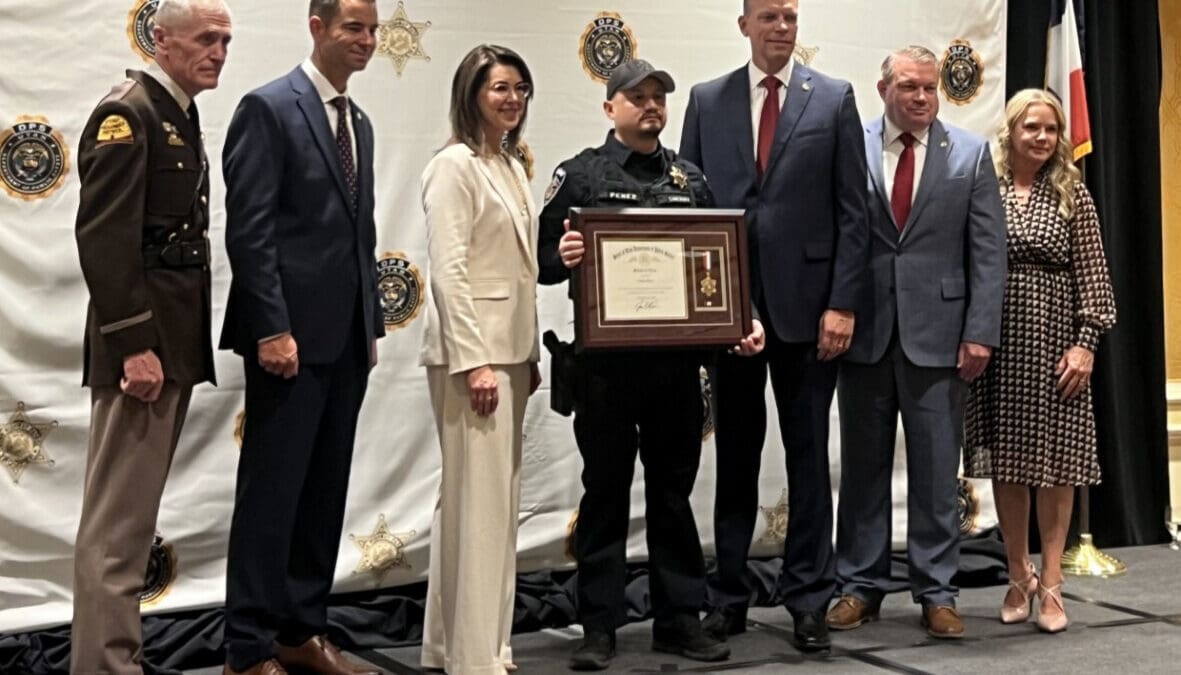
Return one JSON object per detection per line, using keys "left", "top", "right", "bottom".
{"left": 219, "top": 1, "right": 384, "bottom": 673}
{"left": 679, "top": 0, "right": 869, "bottom": 652}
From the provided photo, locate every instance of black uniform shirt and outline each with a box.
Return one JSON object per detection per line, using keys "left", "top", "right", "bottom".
{"left": 538, "top": 132, "right": 713, "bottom": 285}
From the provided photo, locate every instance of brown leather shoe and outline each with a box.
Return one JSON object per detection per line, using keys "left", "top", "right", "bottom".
{"left": 921, "top": 605, "right": 965, "bottom": 639}
{"left": 275, "top": 635, "right": 380, "bottom": 675}
{"left": 223, "top": 658, "right": 288, "bottom": 675}
{"left": 826, "top": 594, "right": 880, "bottom": 630}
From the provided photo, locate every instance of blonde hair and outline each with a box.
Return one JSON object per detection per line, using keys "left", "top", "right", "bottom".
{"left": 995, "top": 88, "right": 1080, "bottom": 220}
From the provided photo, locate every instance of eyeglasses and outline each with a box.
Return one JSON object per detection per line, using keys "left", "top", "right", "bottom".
{"left": 487, "top": 82, "right": 532, "bottom": 99}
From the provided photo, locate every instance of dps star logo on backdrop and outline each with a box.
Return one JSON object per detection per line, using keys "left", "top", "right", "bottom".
{"left": 0, "top": 116, "right": 70, "bottom": 202}
{"left": 957, "top": 478, "right": 981, "bottom": 534}
{"left": 580, "top": 12, "right": 637, "bottom": 83}
{"left": 940, "top": 39, "right": 984, "bottom": 106}
{"left": 126, "top": 0, "right": 158, "bottom": 62}
{"left": 377, "top": 1, "right": 430, "bottom": 77}
{"left": 564, "top": 509, "right": 579, "bottom": 562}
{"left": 758, "top": 489, "right": 789, "bottom": 546}
{"left": 793, "top": 43, "right": 819, "bottom": 66}
{"left": 139, "top": 532, "right": 177, "bottom": 606}
{"left": 1, "top": 402, "right": 57, "bottom": 484}
{"left": 377, "top": 251, "right": 424, "bottom": 330}
{"left": 350, "top": 514, "right": 416, "bottom": 584}
{"left": 233, "top": 408, "right": 245, "bottom": 449}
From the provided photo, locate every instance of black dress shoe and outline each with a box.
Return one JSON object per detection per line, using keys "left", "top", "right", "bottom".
{"left": 701, "top": 605, "right": 748, "bottom": 641}
{"left": 789, "top": 609, "right": 831, "bottom": 652}
{"left": 570, "top": 630, "right": 616, "bottom": 671}
{"left": 652, "top": 616, "right": 731, "bottom": 662}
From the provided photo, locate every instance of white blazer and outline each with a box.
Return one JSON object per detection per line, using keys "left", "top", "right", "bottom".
{"left": 419, "top": 143, "right": 540, "bottom": 373}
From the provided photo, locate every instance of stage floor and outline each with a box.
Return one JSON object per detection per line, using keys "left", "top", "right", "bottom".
{"left": 190, "top": 544, "right": 1181, "bottom": 674}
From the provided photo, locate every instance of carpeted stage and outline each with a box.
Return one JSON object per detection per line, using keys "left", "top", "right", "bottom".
{"left": 177, "top": 543, "right": 1180, "bottom": 675}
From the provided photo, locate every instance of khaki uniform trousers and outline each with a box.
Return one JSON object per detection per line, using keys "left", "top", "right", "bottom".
{"left": 71, "top": 383, "right": 192, "bottom": 675}
{"left": 421, "top": 363, "right": 529, "bottom": 675}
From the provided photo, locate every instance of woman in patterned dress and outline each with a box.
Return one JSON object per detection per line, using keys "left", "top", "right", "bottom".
{"left": 964, "top": 89, "right": 1116, "bottom": 633}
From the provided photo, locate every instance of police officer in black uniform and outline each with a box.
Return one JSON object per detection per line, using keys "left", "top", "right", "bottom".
{"left": 538, "top": 59, "right": 763, "bottom": 671}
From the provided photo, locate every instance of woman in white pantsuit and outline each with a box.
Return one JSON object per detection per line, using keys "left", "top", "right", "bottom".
{"left": 418, "top": 44, "right": 541, "bottom": 675}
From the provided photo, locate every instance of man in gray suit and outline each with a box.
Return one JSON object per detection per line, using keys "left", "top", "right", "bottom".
{"left": 827, "top": 45, "right": 1006, "bottom": 639}
{"left": 680, "top": 0, "right": 869, "bottom": 653}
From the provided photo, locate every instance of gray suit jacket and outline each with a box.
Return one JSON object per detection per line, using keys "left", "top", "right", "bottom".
{"left": 845, "top": 116, "right": 1006, "bottom": 368}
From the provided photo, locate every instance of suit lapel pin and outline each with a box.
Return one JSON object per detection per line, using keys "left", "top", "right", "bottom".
{"left": 802, "top": 82, "right": 812, "bottom": 92}
{"left": 940, "top": 140, "right": 949, "bottom": 148}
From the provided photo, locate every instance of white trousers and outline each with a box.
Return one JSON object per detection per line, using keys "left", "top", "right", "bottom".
{"left": 421, "top": 363, "right": 529, "bottom": 675}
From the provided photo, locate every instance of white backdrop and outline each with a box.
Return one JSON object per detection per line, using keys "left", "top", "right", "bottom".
{"left": 0, "top": 0, "right": 1005, "bottom": 633}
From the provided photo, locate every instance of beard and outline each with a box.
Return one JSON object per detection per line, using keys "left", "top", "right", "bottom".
{"left": 637, "top": 118, "right": 665, "bottom": 138}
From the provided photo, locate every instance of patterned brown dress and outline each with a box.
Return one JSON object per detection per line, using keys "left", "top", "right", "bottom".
{"left": 964, "top": 172, "right": 1116, "bottom": 486}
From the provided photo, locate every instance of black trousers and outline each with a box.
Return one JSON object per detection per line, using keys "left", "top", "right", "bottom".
{"left": 572, "top": 352, "right": 706, "bottom": 633}
{"left": 224, "top": 312, "right": 369, "bottom": 670}
{"left": 709, "top": 320, "right": 839, "bottom": 615}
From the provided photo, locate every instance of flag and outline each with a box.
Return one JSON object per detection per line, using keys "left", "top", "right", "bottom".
{"left": 1046, "top": 0, "right": 1093, "bottom": 160}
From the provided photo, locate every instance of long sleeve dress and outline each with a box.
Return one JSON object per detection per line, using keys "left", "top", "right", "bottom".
{"left": 964, "top": 172, "right": 1116, "bottom": 486}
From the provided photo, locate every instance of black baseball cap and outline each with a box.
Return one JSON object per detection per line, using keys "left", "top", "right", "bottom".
{"left": 605, "top": 59, "right": 676, "bottom": 99}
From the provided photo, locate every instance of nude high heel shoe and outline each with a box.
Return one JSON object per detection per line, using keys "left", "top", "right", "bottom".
{"left": 1000, "top": 562, "right": 1039, "bottom": 624}
{"left": 1036, "top": 583, "right": 1069, "bottom": 633}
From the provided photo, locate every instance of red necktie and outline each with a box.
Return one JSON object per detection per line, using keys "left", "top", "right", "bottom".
{"left": 756, "top": 75, "right": 781, "bottom": 178}
{"left": 891, "top": 132, "right": 916, "bottom": 232}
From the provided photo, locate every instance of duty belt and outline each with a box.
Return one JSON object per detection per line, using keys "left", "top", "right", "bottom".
{"left": 143, "top": 239, "right": 210, "bottom": 269}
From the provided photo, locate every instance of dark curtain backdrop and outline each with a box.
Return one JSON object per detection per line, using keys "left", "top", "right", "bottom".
{"left": 1006, "top": 0, "right": 1170, "bottom": 547}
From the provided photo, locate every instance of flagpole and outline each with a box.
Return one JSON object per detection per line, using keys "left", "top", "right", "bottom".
{"left": 1061, "top": 156, "right": 1127, "bottom": 578}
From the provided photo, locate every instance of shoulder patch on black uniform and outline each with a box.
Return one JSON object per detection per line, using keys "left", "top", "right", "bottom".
{"left": 543, "top": 167, "right": 567, "bottom": 206}
{"left": 96, "top": 115, "right": 134, "bottom": 144}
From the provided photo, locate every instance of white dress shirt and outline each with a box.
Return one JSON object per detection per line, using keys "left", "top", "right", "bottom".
{"left": 747, "top": 59, "right": 794, "bottom": 156}
{"left": 144, "top": 63, "right": 191, "bottom": 114}
{"left": 301, "top": 58, "right": 357, "bottom": 161}
{"left": 882, "top": 116, "right": 930, "bottom": 207}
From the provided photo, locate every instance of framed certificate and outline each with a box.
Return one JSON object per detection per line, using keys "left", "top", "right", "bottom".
{"left": 570, "top": 207, "right": 752, "bottom": 351}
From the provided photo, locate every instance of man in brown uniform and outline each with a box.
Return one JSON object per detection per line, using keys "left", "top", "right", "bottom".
{"left": 70, "top": 1, "right": 232, "bottom": 673}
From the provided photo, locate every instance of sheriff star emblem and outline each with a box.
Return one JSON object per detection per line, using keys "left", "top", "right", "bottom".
{"left": 0, "top": 402, "right": 57, "bottom": 483}
{"left": 377, "top": 1, "right": 431, "bottom": 77}
{"left": 793, "top": 43, "right": 820, "bottom": 66}
{"left": 350, "top": 514, "right": 416, "bottom": 584}
{"left": 669, "top": 164, "right": 688, "bottom": 189}
{"left": 758, "top": 489, "right": 789, "bottom": 546}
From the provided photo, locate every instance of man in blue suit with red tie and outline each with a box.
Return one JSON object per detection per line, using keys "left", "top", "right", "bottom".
{"left": 826, "top": 45, "right": 1005, "bottom": 641}
{"left": 679, "top": 0, "right": 869, "bottom": 653}
{"left": 219, "top": 1, "right": 384, "bottom": 673}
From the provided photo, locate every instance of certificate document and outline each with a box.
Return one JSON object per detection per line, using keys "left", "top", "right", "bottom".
{"left": 570, "top": 207, "right": 752, "bottom": 351}
{"left": 598, "top": 239, "right": 688, "bottom": 321}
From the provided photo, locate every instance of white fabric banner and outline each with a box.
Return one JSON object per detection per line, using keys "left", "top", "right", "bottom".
{"left": 0, "top": 0, "right": 1005, "bottom": 632}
